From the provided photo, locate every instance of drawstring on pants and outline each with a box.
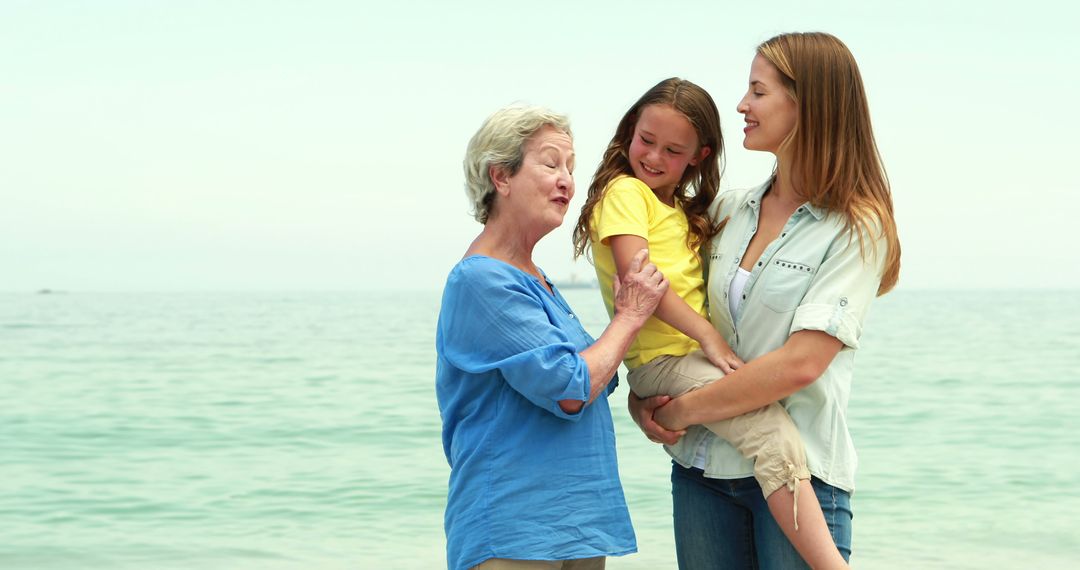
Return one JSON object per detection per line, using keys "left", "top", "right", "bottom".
{"left": 782, "top": 462, "right": 801, "bottom": 531}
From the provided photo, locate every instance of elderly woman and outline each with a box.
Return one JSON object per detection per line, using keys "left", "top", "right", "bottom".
{"left": 436, "top": 105, "right": 669, "bottom": 570}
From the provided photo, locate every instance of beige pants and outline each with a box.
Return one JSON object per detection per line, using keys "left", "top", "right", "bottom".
{"left": 627, "top": 350, "right": 811, "bottom": 499}
{"left": 472, "top": 557, "right": 605, "bottom": 569}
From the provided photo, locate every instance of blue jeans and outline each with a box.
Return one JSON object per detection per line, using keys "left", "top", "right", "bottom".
{"left": 671, "top": 462, "right": 852, "bottom": 570}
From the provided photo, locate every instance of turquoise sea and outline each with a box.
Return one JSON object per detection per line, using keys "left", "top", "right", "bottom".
{"left": 2, "top": 290, "right": 1079, "bottom": 569}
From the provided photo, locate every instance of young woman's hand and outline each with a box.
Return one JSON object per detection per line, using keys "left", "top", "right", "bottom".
{"left": 628, "top": 392, "right": 685, "bottom": 445}
{"left": 700, "top": 329, "right": 744, "bottom": 374}
{"left": 653, "top": 396, "right": 689, "bottom": 431}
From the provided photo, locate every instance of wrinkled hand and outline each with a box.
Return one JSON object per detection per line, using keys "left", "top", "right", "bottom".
{"left": 700, "top": 330, "right": 744, "bottom": 374}
{"left": 628, "top": 392, "right": 685, "bottom": 445}
{"left": 612, "top": 249, "right": 668, "bottom": 326}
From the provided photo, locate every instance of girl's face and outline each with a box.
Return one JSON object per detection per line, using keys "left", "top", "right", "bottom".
{"left": 737, "top": 54, "right": 798, "bottom": 155}
{"left": 627, "top": 104, "right": 706, "bottom": 198}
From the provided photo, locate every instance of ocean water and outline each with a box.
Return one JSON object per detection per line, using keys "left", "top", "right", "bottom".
{"left": 2, "top": 290, "right": 1078, "bottom": 569}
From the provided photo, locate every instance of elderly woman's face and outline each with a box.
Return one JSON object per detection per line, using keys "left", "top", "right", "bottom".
{"left": 496, "top": 125, "right": 575, "bottom": 233}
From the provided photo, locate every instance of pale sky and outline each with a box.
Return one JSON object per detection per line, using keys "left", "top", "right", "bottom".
{"left": 3, "top": 0, "right": 1077, "bottom": 291}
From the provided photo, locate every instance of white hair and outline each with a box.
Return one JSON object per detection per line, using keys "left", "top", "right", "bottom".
{"left": 463, "top": 105, "right": 571, "bottom": 224}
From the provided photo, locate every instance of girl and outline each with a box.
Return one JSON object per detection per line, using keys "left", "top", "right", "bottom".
{"left": 572, "top": 77, "right": 849, "bottom": 569}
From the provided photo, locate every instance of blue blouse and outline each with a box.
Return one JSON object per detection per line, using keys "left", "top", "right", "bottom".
{"left": 436, "top": 256, "right": 636, "bottom": 570}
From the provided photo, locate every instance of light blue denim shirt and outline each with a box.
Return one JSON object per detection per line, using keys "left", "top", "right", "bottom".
{"left": 665, "top": 179, "right": 888, "bottom": 492}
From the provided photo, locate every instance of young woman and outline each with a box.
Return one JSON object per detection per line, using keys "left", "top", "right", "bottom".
{"left": 574, "top": 77, "right": 848, "bottom": 569}
{"left": 633, "top": 33, "right": 901, "bottom": 569}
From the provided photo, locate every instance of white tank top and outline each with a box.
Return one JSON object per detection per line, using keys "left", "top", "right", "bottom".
{"left": 728, "top": 267, "right": 752, "bottom": 321}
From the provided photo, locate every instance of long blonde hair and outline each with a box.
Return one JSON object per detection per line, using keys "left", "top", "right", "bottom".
{"left": 760, "top": 32, "right": 901, "bottom": 295}
{"left": 572, "top": 77, "right": 723, "bottom": 259}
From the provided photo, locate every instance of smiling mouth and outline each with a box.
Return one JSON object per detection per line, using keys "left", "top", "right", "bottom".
{"left": 552, "top": 197, "right": 569, "bottom": 206}
{"left": 640, "top": 163, "right": 663, "bottom": 175}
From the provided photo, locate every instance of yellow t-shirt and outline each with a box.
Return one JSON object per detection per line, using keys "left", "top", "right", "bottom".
{"left": 590, "top": 175, "right": 706, "bottom": 369}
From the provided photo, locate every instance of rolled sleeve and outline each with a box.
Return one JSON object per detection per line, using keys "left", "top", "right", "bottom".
{"left": 790, "top": 226, "right": 887, "bottom": 350}
{"left": 438, "top": 264, "right": 591, "bottom": 420}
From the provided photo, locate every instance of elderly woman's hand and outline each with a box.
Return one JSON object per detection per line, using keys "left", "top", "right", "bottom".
{"left": 612, "top": 249, "right": 668, "bottom": 326}
{"left": 570, "top": 249, "right": 668, "bottom": 414}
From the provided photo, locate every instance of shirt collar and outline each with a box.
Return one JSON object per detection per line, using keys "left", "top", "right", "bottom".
{"left": 741, "top": 177, "right": 826, "bottom": 221}
{"left": 802, "top": 202, "right": 826, "bottom": 220}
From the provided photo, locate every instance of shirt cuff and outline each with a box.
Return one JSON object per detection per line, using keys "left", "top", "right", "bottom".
{"left": 597, "top": 224, "right": 647, "bottom": 244}
{"left": 547, "top": 354, "right": 592, "bottom": 421}
{"left": 789, "top": 303, "right": 863, "bottom": 349}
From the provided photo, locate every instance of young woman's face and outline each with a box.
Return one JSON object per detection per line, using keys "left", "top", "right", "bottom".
{"left": 627, "top": 104, "right": 705, "bottom": 198}
{"left": 737, "top": 54, "right": 798, "bottom": 155}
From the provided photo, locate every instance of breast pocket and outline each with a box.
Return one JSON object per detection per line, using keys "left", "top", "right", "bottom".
{"left": 760, "top": 259, "right": 815, "bottom": 313}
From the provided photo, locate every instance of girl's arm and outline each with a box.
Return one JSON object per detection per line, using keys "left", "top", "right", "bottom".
{"left": 653, "top": 329, "right": 843, "bottom": 429}
{"left": 558, "top": 248, "right": 668, "bottom": 414}
{"left": 609, "top": 234, "right": 743, "bottom": 373}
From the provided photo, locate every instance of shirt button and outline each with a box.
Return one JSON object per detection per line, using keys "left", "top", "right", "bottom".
{"left": 839, "top": 297, "right": 848, "bottom": 307}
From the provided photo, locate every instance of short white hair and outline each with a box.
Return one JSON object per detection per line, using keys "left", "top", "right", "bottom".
{"left": 463, "top": 105, "right": 572, "bottom": 224}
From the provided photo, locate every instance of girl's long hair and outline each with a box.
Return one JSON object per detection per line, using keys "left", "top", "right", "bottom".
{"left": 760, "top": 32, "right": 901, "bottom": 295}
{"left": 572, "top": 77, "right": 724, "bottom": 259}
